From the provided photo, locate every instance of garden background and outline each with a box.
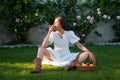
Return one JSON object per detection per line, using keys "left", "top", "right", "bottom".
{"left": 0, "top": 0, "right": 120, "bottom": 44}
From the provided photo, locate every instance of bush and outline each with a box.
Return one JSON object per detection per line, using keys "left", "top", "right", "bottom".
{"left": 0, "top": 0, "right": 45, "bottom": 43}
{"left": 0, "top": 0, "right": 120, "bottom": 44}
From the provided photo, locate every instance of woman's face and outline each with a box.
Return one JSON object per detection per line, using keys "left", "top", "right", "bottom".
{"left": 53, "top": 18, "right": 62, "bottom": 30}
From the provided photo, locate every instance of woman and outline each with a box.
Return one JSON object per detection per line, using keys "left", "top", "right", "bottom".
{"left": 30, "top": 16, "right": 95, "bottom": 73}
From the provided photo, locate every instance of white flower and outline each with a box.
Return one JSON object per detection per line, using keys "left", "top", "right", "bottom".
{"left": 91, "top": 16, "right": 94, "bottom": 20}
{"left": 84, "top": 20, "right": 86, "bottom": 23}
{"left": 25, "top": 15, "right": 27, "bottom": 18}
{"left": 97, "top": 11, "right": 101, "bottom": 15}
{"left": 35, "top": 13, "right": 38, "bottom": 16}
{"left": 90, "top": 19, "right": 94, "bottom": 24}
{"left": 108, "top": 16, "right": 111, "bottom": 20}
{"left": 97, "top": 8, "right": 100, "bottom": 11}
{"left": 103, "top": 15, "right": 107, "bottom": 19}
{"left": 116, "top": 16, "right": 120, "bottom": 20}
{"left": 89, "top": 16, "right": 94, "bottom": 24}
{"left": 87, "top": 16, "right": 91, "bottom": 20}
{"left": 82, "top": 34, "right": 85, "bottom": 37}
{"left": 73, "top": 23, "right": 77, "bottom": 26}
{"left": 76, "top": 15, "right": 81, "bottom": 20}
{"left": 15, "top": 29, "right": 17, "bottom": 32}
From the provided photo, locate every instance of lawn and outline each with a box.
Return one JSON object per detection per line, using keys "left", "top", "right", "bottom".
{"left": 0, "top": 44, "right": 120, "bottom": 80}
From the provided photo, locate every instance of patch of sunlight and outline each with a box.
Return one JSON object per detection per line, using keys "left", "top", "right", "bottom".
{"left": 114, "top": 69, "right": 120, "bottom": 76}
{"left": 116, "top": 70, "right": 120, "bottom": 74}
{"left": 0, "top": 62, "right": 32, "bottom": 69}
{"left": 0, "top": 63, "right": 33, "bottom": 76}
{"left": 0, "top": 62, "right": 61, "bottom": 70}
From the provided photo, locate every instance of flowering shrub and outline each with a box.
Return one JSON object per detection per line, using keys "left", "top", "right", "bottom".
{"left": 70, "top": 0, "right": 120, "bottom": 42}
{"left": 0, "top": 0, "right": 45, "bottom": 44}
{"left": 72, "top": 8, "right": 120, "bottom": 42}
{"left": 41, "top": 0, "right": 120, "bottom": 43}
{"left": 0, "top": 0, "right": 120, "bottom": 44}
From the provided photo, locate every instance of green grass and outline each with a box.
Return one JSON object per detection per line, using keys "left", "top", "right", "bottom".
{"left": 0, "top": 45, "right": 120, "bottom": 80}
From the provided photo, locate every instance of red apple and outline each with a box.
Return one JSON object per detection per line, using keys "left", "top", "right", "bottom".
{"left": 86, "top": 62, "right": 90, "bottom": 66}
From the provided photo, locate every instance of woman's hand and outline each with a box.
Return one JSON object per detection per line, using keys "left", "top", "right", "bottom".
{"left": 75, "top": 42, "right": 95, "bottom": 62}
{"left": 85, "top": 51, "right": 95, "bottom": 62}
{"left": 48, "top": 25, "right": 55, "bottom": 33}
{"left": 41, "top": 25, "right": 55, "bottom": 48}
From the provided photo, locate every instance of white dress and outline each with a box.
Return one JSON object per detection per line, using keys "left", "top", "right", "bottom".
{"left": 42, "top": 30, "right": 80, "bottom": 67}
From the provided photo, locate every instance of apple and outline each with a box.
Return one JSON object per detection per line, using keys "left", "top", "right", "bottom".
{"left": 81, "top": 63, "right": 84, "bottom": 65}
{"left": 82, "top": 63, "right": 86, "bottom": 66}
{"left": 86, "top": 62, "right": 90, "bottom": 66}
{"left": 90, "top": 64, "right": 93, "bottom": 66}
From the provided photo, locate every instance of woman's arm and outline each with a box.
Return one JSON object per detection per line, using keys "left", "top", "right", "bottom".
{"left": 41, "top": 26, "right": 54, "bottom": 48}
{"left": 75, "top": 42, "right": 89, "bottom": 52}
{"left": 75, "top": 41, "right": 95, "bottom": 62}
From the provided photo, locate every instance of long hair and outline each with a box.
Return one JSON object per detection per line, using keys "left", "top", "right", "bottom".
{"left": 55, "top": 16, "right": 70, "bottom": 30}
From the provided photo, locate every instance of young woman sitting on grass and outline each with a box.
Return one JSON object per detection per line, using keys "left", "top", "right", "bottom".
{"left": 30, "top": 16, "right": 95, "bottom": 73}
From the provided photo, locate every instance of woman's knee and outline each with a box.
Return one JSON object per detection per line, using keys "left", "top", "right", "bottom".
{"left": 38, "top": 47, "right": 50, "bottom": 55}
{"left": 38, "top": 47, "right": 46, "bottom": 51}
{"left": 37, "top": 47, "right": 49, "bottom": 59}
{"left": 77, "top": 52, "right": 89, "bottom": 63}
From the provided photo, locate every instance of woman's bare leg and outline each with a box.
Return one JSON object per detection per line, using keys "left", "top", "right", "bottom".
{"left": 36, "top": 47, "right": 51, "bottom": 60}
{"left": 77, "top": 52, "right": 89, "bottom": 63}
{"left": 64, "top": 52, "right": 89, "bottom": 71}
{"left": 30, "top": 47, "right": 51, "bottom": 73}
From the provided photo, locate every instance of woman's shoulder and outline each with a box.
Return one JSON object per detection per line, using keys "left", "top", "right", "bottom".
{"left": 65, "top": 30, "right": 74, "bottom": 34}
{"left": 64, "top": 30, "right": 75, "bottom": 38}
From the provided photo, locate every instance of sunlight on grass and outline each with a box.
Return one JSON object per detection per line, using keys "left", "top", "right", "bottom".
{"left": 0, "top": 63, "right": 31, "bottom": 76}
{"left": 0, "top": 62, "right": 62, "bottom": 76}
{"left": 1, "top": 63, "right": 32, "bottom": 69}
